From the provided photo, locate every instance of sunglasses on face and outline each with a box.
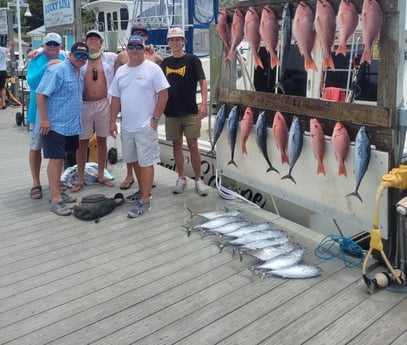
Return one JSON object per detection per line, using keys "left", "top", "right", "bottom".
{"left": 45, "top": 42, "right": 60, "bottom": 47}
{"left": 73, "top": 53, "right": 89, "bottom": 60}
{"left": 127, "top": 44, "right": 144, "bottom": 50}
{"left": 92, "top": 68, "right": 98, "bottom": 81}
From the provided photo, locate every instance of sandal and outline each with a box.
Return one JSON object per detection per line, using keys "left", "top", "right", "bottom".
{"left": 71, "top": 183, "right": 84, "bottom": 193}
{"left": 96, "top": 178, "right": 115, "bottom": 187}
{"left": 30, "top": 186, "right": 42, "bottom": 199}
{"left": 120, "top": 179, "right": 134, "bottom": 190}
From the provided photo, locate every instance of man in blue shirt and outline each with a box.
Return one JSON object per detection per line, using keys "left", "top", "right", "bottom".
{"left": 27, "top": 32, "right": 66, "bottom": 201}
{"left": 36, "top": 42, "right": 89, "bottom": 216}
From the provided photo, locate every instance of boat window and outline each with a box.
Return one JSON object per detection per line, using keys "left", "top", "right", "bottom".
{"left": 98, "top": 11, "right": 105, "bottom": 32}
{"left": 107, "top": 13, "right": 112, "bottom": 31}
{"left": 120, "top": 8, "right": 129, "bottom": 30}
{"left": 194, "top": 0, "right": 215, "bottom": 24}
{"left": 112, "top": 12, "right": 118, "bottom": 30}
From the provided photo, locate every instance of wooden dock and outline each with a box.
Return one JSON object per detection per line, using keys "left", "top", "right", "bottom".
{"left": 0, "top": 106, "right": 406, "bottom": 345}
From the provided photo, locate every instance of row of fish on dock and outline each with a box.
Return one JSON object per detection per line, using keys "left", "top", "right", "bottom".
{"left": 218, "top": 0, "right": 383, "bottom": 78}
{"left": 185, "top": 207, "right": 323, "bottom": 280}
{"left": 211, "top": 104, "right": 371, "bottom": 203}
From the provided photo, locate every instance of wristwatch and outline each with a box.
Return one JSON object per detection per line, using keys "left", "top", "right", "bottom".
{"left": 152, "top": 117, "right": 160, "bottom": 123}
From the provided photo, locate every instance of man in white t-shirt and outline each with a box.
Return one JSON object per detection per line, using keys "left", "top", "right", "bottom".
{"left": 109, "top": 35, "right": 169, "bottom": 218}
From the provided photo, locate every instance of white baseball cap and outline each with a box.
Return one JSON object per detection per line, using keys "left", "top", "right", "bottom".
{"left": 167, "top": 27, "right": 185, "bottom": 39}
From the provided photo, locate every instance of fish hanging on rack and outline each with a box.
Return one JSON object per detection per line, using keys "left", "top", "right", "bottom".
{"left": 336, "top": 0, "right": 359, "bottom": 57}
{"left": 217, "top": 9, "right": 232, "bottom": 55}
{"left": 282, "top": 116, "right": 303, "bottom": 184}
{"left": 360, "top": 0, "right": 384, "bottom": 65}
{"left": 314, "top": 0, "right": 336, "bottom": 70}
{"left": 259, "top": 5, "right": 280, "bottom": 69}
{"left": 293, "top": 1, "right": 318, "bottom": 71}
{"left": 209, "top": 103, "right": 228, "bottom": 155}
{"left": 227, "top": 105, "right": 239, "bottom": 167}
{"left": 331, "top": 121, "right": 350, "bottom": 177}
{"left": 310, "top": 118, "right": 326, "bottom": 175}
{"left": 240, "top": 106, "right": 254, "bottom": 155}
{"left": 226, "top": 8, "right": 245, "bottom": 61}
{"left": 346, "top": 126, "right": 371, "bottom": 202}
{"left": 272, "top": 111, "right": 289, "bottom": 164}
{"left": 244, "top": 7, "right": 263, "bottom": 69}
{"left": 256, "top": 111, "right": 279, "bottom": 174}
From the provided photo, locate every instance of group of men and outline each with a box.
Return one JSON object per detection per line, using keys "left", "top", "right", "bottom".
{"left": 27, "top": 24, "right": 209, "bottom": 217}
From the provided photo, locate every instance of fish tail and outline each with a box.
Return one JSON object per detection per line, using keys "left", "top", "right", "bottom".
{"left": 226, "top": 48, "right": 236, "bottom": 61}
{"left": 335, "top": 44, "right": 347, "bottom": 57}
{"left": 323, "top": 55, "right": 335, "bottom": 71}
{"left": 266, "top": 165, "right": 280, "bottom": 174}
{"left": 182, "top": 225, "right": 193, "bottom": 237}
{"left": 317, "top": 163, "right": 326, "bottom": 176}
{"left": 228, "top": 159, "right": 238, "bottom": 168}
{"left": 254, "top": 53, "right": 264, "bottom": 70}
{"left": 338, "top": 164, "right": 347, "bottom": 177}
{"left": 281, "top": 152, "right": 289, "bottom": 164}
{"left": 186, "top": 207, "right": 195, "bottom": 219}
{"left": 304, "top": 58, "right": 318, "bottom": 72}
{"left": 274, "top": 82, "right": 286, "bottom": 94}
{"left": 360, "top": 47, "right": 372, "bottom": 65}
{"left": 270, "top": 54, "right": 280, "bottom": 69}
{"left": 242, "top": 144, "right": 247, "bottom": 155}
{"left": 346, "top": 190, "right": 363, "bottom": 203}
{"left": 281, "top": 173, "right": 296, "bottom": 184}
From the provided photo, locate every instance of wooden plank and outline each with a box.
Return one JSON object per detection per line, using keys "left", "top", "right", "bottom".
{"left": 218, "top": 88, "right": 392, "bottom": 128}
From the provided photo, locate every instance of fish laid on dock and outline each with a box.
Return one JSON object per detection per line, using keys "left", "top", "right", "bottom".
{"left": 186, "top": 206, "right": 242, "bottom": 220}
{"left": 262, "top": 264, "right": 323, "bottom": 279}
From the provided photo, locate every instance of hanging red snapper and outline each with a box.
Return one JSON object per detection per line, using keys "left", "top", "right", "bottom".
{"left": 360, "top": 0, "right": 384, "bottom": 65}
{"left": 259, "top": 5, "right": 280, "bottom": 69}
{"left": 314, "top": 0, "right": 336, "bottom": 70}
{"left": 217, "top": 9, "right": 232, "bottom": 55}
{"left": 293, "top": 1, "right": 318, "bottom": 71}
{"left": 240, "top": 106, "right": 254, "bottom": 155}
{"left": 226, "top": 8, "right": 245, "bottom": 61}
{"left": 336, "top": 0, "right": 359, "bottom": 56}
{"left": 331, "top": 121, "right": 350, "bottom": 177}
{"left": 310, "top": 118, "right": 326, "bottom": 175}
{"left": 244, "top": 7, "right": 263, "bottom": 69}
{"left": 272, "top": 111, "right": 289, "bottom": 164}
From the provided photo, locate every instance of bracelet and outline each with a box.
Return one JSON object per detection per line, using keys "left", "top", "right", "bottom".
{"left": 152, "top": 117, "right": 160, "bottom": 123}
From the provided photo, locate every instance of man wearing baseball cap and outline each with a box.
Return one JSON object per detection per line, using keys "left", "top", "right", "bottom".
{"left": 36, "top": 42, "right": 89, "bottom": 215}
{"left": 72, "top": 29, "right": 117, "bottom": 192}
{"left": 161, "top": 27, "right": 209, "bottom": 196}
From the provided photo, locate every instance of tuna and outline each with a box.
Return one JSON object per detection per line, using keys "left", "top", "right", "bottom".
{"left": 245, "top": 242, "right": 302, "bottom": 262}
{"left": 331, "top": 121, "right": 350, "bottom": 176}
{"left": 310, "top": 118, "right": 326, "bottom": 175}
{"left": 336, "top": 0, "right": 359, "bottom": 56}
{"left": 186, "top": 206, "right": 242, "bottom": 220}
{"left": 293, "top": 1, "right": 318, "bottom": 71}
{"left": 251, "top": 247, "right": 307, "bottom": 272}
{"left": 210, "top": 104, "right": 228, "bottom": 154}
{"left": 226, "top": 8, "right": 245, "bottom": 61}
{"left": 227, "top": 229, "right": 288, "bottom": 246}
{"left": 272, "top": 111, "right": 289, "bottom": 165}
{"left": 360, "top": 0, "right": 384, "bottom": 65}
{"left": 314, "top": 0, "right": 336, "bottom": 70}
{"left": 256, "top": 111, "right": 279, "bottom": 174}
{"left": 240, "top": 106, "right": 254, "bottom": 155}
{"left": 227, "top": 105, "right": 239, "bottom": 167}
{"left": 259, "top": 5, "right": 280, "bottom": 69}
{"left": 279, "top": 3, "right": 292, "bottom": 84}
{"left": 262, "top": 264, "right": 323, "bottom": 279}
{"left": 244, "top": 7, "right": 263, "bottom": 69}
{"left": 346, "top": 126, "right": 371, "bottom": 203}
{"left": 185, "top": 215, "right": 241, "bottom": 236}
{"left": 217, "top": 9, "right": 231, "bottom": 55}
{"left": 282, "top": 116, "right": 303, "bottom": 184}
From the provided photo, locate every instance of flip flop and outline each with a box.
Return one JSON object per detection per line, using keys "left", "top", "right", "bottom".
{"left": 30, "top": 185, "right": 42, "bottom": 199}
{"left": 71, "top": 183, "right": 84, "bottom": 193}
{"left": 96, "top": 178, "right": 115, "bottom": 187}
{"left": 120, "top": 179, "right": 134, "bottom": 190}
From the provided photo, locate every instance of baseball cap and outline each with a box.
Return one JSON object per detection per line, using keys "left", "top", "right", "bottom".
{"left": 130, "top": 23, "right": 148, "bottom": 36}
{"left": 85, "top": 30, "right": 103, "bottom": 40}
{"left": 128, "top": 35, "right": 145, "bottom": 47}
{"left": 44, "top": 32, "right": 62, "bottom": 45}
{"left": 167, "top": 27, "right": 185, "bottom": 39}
{"left": 71, "top": 42, "right": 89, "bottom": 55}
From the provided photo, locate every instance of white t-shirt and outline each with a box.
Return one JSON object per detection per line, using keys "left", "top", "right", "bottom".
{"left": 109, "top": 59, "right": 169, "bottom": 132}
{"left": 0, "top": 47, "right": 9, "bottom": 71}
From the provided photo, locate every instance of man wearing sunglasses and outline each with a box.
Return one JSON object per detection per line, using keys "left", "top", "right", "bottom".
{"left": 27, "top": 33, "right": 71, "bottom": 201}
{"left": 114, "top": 23, "right": 163, "bottom": 192}
{"left": 36, "top": 42, "right": 89, "bottom": 216}
{"left": 72, "top": 30, "right": 117, "bottom": 192}
{"left": 109, "top": 35, "right": 169, "bottom": 218}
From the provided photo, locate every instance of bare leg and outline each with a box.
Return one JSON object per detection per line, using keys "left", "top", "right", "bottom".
{"left": 186, "top": 137, "right": 201, "bottom": 180}
{"left": 1, "top": 88, "right": 6, "bottom": 107}
{"left": 96, "top": 136, "right": 108, "bottom": 181}
{"left": 29, "top": 149, "right": 42, "bottom": 187}
{"left": 136, "top": 162, "right": 153, "bottom": 204}
{"left": 48, "top": 158, "right": 63, "bottom": 203}
{"left": 172, "top": 138, "right": 184, "bottom": 177}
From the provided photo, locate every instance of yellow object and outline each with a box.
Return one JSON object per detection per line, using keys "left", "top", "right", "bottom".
{"left": 88, "top": 133, "right": 98, "bottom": 163}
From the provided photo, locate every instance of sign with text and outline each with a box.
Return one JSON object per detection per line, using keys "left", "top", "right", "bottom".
{"left": 43, "top": 0, "right": 74, "bottom": 28}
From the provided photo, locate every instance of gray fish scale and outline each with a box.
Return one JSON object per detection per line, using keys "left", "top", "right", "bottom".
{"left": 227, "top": 105, "right": 239, "bottom": 167}
{"left": 211, "top": 104, "right": 228, "bottom": 153}
{"left": 228, "top": 230, "right": 288, "bottom": 245}
{"left": 254, "top": 247, "right": 307, "bottom": 270}
{"left": 226, "top": 222, "right": 277, "bottom": 238}
{"left": 247, "top": 242, "right": 301, "bottom": 261}
{"left": 256, "top": 111, "right": 279, "bottom": 174}
{"left": 282, "top": 115, "right": 303, "bottom": 184}
{"left": 192, "top": 216, "right": 241, "bottom": 230}
{"left": 265, "top": 264, "right": 322, "bottom": 278}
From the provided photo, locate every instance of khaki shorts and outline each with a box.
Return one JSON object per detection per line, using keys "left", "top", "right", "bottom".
{"left": 165, "top": 115, "right": 201, "bottom": 141}
{"left": 80, "top": 98, "right": 110, "bottom": 140}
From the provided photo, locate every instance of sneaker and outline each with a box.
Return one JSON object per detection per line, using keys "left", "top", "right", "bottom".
{"left": 48, "top": 192, "right": 77, "bottom": 204}
{"left": 125, "top": 190, "right": 152, "bottom": 203}
{"left": 50, "top": 200, "right": 72, "bottom": 216}
{"left": 195, "top": 179, "right": 209, "bottom": 196}
{"left": 173, "top": 177, "right": 187, "bottom": 194}
{"left": 127, "top": 200, "right": 152, "bottom": 218}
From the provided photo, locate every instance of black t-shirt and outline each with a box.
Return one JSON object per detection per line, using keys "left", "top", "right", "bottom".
{"left": 161, "top": 53, "right": 206, "bottom": 117}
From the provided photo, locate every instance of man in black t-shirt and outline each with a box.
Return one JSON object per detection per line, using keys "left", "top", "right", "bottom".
{"left": 161, "top": 27, "right": 209, "bottom": 196}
